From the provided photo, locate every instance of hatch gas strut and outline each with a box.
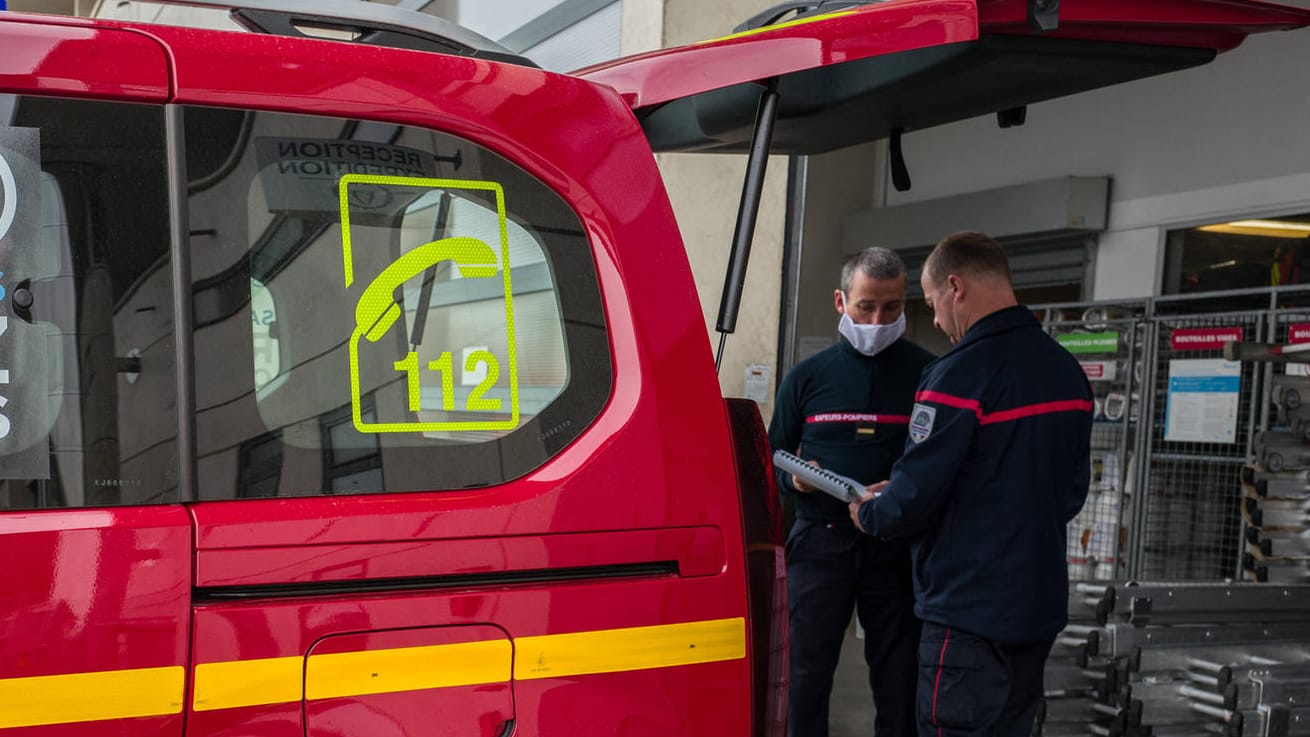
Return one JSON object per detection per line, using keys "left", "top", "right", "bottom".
{"left": 714, "top": 78, "right": 780, "bottom": 373}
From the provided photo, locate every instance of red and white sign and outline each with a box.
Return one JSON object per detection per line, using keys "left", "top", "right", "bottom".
{"left": 1170, "top": 326, "right": 1243, "bottom": 352}
{"left": 1287, "top": 323, "right": 1310, "bottom": 377}
{"left": 1079, "top": 360, "right": 1118, "bottom": 382}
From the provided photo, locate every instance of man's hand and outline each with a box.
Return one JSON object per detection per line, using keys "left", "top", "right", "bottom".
{"left": 848, "top": 481, "right": 889, "bottom": 533}
{"left": 790, "top": 459, "right": 821, "bottom": 493}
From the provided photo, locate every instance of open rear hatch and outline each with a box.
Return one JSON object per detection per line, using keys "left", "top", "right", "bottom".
{"left": 578, "top": 0, "right": 1310, "bottom": 155}
{"left": 579, "top": 0, "right": 1310, "bottom": 367}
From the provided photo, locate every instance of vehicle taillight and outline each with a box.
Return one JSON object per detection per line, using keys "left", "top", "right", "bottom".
{"left": 724, "top": 398, "right": 788, "bottom": 737}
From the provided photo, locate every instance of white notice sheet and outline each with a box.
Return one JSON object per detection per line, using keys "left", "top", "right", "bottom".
{"left": 1164, "top": 359, "right": 1241, "bottom": 443}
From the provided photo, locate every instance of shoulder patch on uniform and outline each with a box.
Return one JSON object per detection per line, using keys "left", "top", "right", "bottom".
{"left": 909, "top": 403, "right": 936, "bottom": 444}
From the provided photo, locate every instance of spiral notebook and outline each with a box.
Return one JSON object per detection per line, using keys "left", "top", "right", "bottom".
{"left": 771, "top": 449, "right": 866, "bottom": 504}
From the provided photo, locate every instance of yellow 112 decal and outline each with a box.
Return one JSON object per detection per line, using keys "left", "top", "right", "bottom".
{"left": 394, "top": 349, "right": 501, "bottom": 412}
{"left": 339, "top": 174, "right": 519, "bottom": 434}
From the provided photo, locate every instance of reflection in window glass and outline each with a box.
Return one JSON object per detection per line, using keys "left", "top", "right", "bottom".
{"left": 251, "top": 278, "right": 280, "bottom": 390}
{"left": 237, "top": 431, "right": 281, "bottom": 499}
{"left": 185, "top": 106, "right": 610, "bottom": 500}
{"left": 0, "top": 96, "right": 177, "bottom": 510}
{"left": 1163, "top": 214, "right": 1310, "bottom": 294}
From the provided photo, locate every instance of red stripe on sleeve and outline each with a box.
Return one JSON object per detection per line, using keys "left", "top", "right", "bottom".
{"left": 915, "top": 390, "right": 982, "bottom": 419}
{"left": 916, "top": 392, "right": 1093, "bottom": 425}
{"left": 979, "top": 399, "right": 1094, "bottom": 425}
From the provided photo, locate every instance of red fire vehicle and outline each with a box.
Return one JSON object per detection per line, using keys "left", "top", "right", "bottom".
{"left": 0, "top": 1, "right": 1307, "bottom": 736}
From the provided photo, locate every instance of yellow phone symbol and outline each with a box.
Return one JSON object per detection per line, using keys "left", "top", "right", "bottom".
{"left": 354, "top": 236, "right": 499, "bottom": 342}
{"left": 340, "top": 174, "right": 517, "bottom": 434}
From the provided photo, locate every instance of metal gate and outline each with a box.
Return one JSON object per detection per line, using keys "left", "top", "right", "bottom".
{"left": 1036, "top": 286, "right": 1310, "bottom": 737}
{"left": 1042, "top": 303, "right": 1146, "bottom": 582}
{"left": 1038, "top": 286, "right": 1310, "bottom": 584}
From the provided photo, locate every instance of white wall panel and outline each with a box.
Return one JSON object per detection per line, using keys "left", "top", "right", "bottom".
{"left": 876, "top": 28, "right": 1310, "bottom": 300}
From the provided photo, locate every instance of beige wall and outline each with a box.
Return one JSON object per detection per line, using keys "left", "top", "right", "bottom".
{"left": 621, "top": 0, "right": 793, "bottom": 419}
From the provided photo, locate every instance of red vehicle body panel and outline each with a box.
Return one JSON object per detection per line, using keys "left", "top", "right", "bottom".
{"left": 977, "top": 0, "right": 1310, "bottom": 49}
{"left": 302, "top": 626, "right": 515, "bottom": 737}
{"left": 143, "top": 15, "right": 745, "bottom": 575}
{"left": 579, "top": 0, "right": 1310, "bottom": 108}
{"left": 0, "top": 21, "right": 187, "bottom": 737}
{"left": 578, "top": 0, "right": 980, "bottom": 109}
{"left": 0, "top": 509, "right": 191, "bottom": 737}
{"left": 193, "top": 527, "right": 725, "bottom": 587}
{"left": 0, "top": 19, "right": 170, "bottom": 101}
{"left": 0, "top": 13, "right": 754, "bottom": 737}
{"left": 145, "top": 20, "right": 751, "bottom": 737}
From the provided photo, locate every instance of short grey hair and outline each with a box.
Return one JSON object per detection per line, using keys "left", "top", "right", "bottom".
{"left": 841, "top": 247, "right": 906, "bottom": 293}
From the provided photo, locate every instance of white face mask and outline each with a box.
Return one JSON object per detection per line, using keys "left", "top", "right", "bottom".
{"left": 839, "top": 311, "right": 906, "bottom": 357}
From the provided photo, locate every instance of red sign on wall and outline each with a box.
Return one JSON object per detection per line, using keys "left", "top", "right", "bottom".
{"left": 1289, "top": 323, "right": 1310, "bottom": 344}
{"left": 1170, "top": 326, "right": 1243, "bottom": 351}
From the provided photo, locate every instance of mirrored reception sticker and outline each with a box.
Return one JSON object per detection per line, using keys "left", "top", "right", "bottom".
{"left": 339, "top": 174, "right": 518, "bottom": 434}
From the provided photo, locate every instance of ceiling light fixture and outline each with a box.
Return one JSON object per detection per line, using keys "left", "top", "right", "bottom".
{"left": 1198, "top": 219, "right": 1310, "bottom": 239}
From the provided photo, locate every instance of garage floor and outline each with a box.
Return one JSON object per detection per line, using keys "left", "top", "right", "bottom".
{"left": 830, "top": 620, "right": 879, "bottom": 737}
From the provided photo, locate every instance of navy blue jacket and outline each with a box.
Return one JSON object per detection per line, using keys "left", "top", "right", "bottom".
{"left": 770, "top": 337, "right": 935, "bottom": 523}
{"left": 858, "top": 306, "right": 1093, "bottom": 643}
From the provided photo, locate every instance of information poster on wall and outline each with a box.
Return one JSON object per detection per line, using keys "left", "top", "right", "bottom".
{"left": 744, "top": 364, "right": 772, "bottom": 406}
{"left": 1164, "top": 359, "right": 1241, "bottom": 443}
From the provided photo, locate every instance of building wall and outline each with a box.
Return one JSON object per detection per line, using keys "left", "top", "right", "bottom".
{"left": 870, "top": 26, "right": 1310, "bottom": 301}
{"left": 789, "top": 144, "right": 884, "bottom": 362}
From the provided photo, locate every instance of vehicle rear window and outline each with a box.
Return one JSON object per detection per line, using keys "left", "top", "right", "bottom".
{"left": 0, "top": 96, "right": 177, "bottom": 510}
{"left": 184, "top": 107, "right": 611, "bottom": 499}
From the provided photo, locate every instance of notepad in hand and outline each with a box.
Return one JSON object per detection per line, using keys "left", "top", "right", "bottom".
{"left": 772, "top": 449, "right": 866, "bottom": 504}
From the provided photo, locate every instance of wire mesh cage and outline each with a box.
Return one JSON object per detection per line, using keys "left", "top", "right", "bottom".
{"left": 1137, "top": 310, "right": 1263, "bottom": 580}
{"left": 1038, "top": 291, "right": 1310, "bottom": 583}
{"left": 1042, "top": 303, "right": 1147, "bottom": 581}
{"left": 1033, "top": 288, "right": 1310, "bottom": 737}
{"left": 1244, "top": 308, "right": 1310, "bottom": 582}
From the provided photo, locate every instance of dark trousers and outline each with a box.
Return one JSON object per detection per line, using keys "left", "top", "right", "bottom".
{"left": 916, "top": 621, "right": 1055, "bottom": 737}
{"left": 786, "top": 519, "right": 920, "bottom": 737}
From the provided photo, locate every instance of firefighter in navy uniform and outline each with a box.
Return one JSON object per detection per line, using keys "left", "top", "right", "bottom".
{"left": 851, "top": 232, "right": 1094, "bottom": 737}
{"left": 769, "top": 247, "right": 934, "bottom": 737}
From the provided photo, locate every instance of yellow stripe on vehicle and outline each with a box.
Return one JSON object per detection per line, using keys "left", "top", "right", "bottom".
{"left": 192, "top": 656, "right": 303, "bottom": 711}
{"left": 0, "top": 665, "right": 184, "bottom": 728}
{"left": 306, "top": 638, "right": 512, "bottom": 700}
{"left": 514, "top": 617, "right": 746, "bottom": 680}
{"left": 697, "top": 10, "right": 857, "bottom": 44}
{"left": 19, "top": 618, "right": 745, "bottom": 725}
